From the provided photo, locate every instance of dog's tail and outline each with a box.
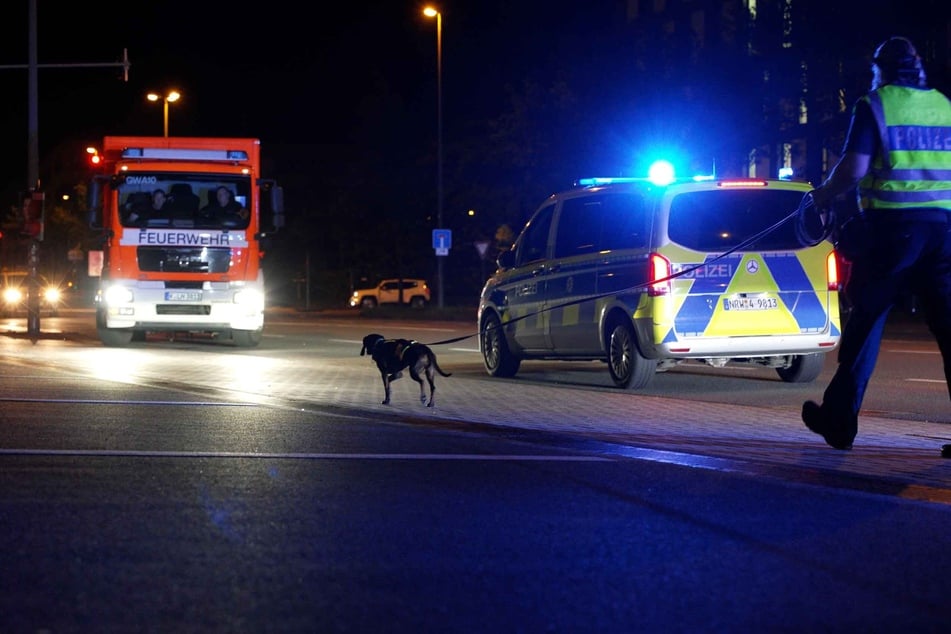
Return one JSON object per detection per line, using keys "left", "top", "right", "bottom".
{"left": 430, "top": 351, "right": 452, "bottom": 377}
{"left": 360, "top": 345, "right": 367, "bottom": 356}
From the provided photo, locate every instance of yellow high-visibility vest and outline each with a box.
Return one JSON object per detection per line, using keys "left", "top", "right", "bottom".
{"left": 858, "top": 85, "right": 951, "bottom": 211}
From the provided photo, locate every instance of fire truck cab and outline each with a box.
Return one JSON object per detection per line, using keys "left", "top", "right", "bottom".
{"left": 87, "top": 136, "right": 284, "bottom": 347}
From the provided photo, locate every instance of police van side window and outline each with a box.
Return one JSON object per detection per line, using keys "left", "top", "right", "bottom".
{"left": 598, "top": 193, "right": 650, "bottom": 251}
{"left": 554, "top": 197, "right": 603, "bottom": 258}
{"left": 553, "top": 193, "right": 649, "bottom": 259}
{"left": 516, "top": 203, "right": 555, "bottom": 266}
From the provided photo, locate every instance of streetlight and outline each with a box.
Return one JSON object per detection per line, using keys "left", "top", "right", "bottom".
{"left": 146, "top": 90, "right": 181, "bottom": 137}
{"left": 423, "top": 6, "right": 444, "bottom": 309}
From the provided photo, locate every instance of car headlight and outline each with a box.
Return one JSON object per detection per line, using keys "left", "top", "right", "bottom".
{"left": 3, "top": 288, "right": 23, "bottom": 305}
{"left": 43, "top": 287, "right": 62, "bottom": 303}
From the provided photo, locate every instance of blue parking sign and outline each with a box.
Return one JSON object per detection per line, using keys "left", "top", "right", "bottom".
{"left": 432, "top": 229, "right": 452, "bottom": 252}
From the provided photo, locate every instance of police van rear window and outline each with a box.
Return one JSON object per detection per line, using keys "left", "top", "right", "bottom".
{"left": 667, "top": 189, "right": 808, "bottom": 252}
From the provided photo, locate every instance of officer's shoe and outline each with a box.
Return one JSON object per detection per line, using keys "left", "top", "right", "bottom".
{"left": 801, "top": 400, "right": 854, "bottom": 450}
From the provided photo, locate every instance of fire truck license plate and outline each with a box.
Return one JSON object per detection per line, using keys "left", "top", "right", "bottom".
{"left": 723, "top": 296, "right": 778, "bottom": 311}
{"left": 166, "top": 291, "right": 202, "bottom": 301}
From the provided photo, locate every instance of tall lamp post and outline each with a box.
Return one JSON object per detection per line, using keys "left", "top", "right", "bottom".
{"left": 147, "top": 90, "right": 181, "bottom": 137}
{"left": 423, "top": 6, "right": 444, "bottom": 309}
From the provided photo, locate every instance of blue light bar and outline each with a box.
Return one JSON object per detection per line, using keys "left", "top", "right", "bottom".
{"left": 576, "top": 177, "right": 645, "bottom": 186}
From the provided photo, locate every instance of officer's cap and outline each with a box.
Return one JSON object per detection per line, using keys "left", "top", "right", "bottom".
{"left": 872, "top": 36, "right": 920, "bottom": 72}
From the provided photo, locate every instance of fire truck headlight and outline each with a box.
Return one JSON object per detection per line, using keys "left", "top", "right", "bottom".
{"left": 233, "top": 288, "right": 264, "bottom": 311}
{"left": 103, "top": 285, "right": 134, "bottom": 305}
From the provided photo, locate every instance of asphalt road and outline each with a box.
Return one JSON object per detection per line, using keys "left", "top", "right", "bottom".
{"left": 1, "top": 310, "right": 950, "bottom": 632}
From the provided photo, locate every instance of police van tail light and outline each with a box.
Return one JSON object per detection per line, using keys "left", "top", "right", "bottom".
{"left": 648, "top": 253, "right": 671, "bottom": 296}
{"left": 826, "top": 251, "right": 839, "bottom": 291}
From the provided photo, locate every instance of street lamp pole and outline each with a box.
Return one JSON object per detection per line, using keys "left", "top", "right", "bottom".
{"left": 147, "top": 90, "right": 181, "bottom": 137}
{"left": 424, "top": 6, "right": 445, "bottom": 309}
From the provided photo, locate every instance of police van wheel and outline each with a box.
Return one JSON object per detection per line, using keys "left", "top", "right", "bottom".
{"left": 481, "top": 312, "right": 520, "bottom": 378}
{"left": 607, "top": 320, "right": 655, "bottom": 389}
{"left": 776, "top": 353, "right": 824, "bottom": 383}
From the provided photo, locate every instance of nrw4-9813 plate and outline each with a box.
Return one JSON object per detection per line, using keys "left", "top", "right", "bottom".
{"left": 722, "top": 296, "right": 778, "bottom": 311}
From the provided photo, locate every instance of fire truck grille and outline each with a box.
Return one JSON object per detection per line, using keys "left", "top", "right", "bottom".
{"left": 156, "top": 304, "right": 213, "bottom": 315}
{"left": 137, "top": 247, "right": 232, "bottom": 273}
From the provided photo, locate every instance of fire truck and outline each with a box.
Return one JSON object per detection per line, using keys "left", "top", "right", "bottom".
{"left": 87, "top": 136, "right": 284, "bottom": 347}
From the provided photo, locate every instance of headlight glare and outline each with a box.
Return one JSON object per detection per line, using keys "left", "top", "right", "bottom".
{"left": 103, "top": 285, "right": 134, "bottom": 305}
{"left": 233, "top": 288, "right": 265, "bottom": 310}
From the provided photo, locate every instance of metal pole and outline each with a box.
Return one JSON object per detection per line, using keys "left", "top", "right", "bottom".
{"left": 436, "top": 10, "right": 444, "bottom": 309}
{"left": 27, "top": 0, "right": 40, "bottom": 341}
{"left": 27, "top": 0, "right": 38, "bottom": 191}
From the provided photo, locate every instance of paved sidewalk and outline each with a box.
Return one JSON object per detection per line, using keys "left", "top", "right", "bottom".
{"left": 305, "top": 350, "right": 951, "bottom": 505}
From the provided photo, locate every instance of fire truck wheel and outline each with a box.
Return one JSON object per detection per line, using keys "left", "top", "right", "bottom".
{"left": 232, "top": 329, "right": 262, "bottom": 348}
{"left": 98, "top": 327, "right": 134, "bottom": 347}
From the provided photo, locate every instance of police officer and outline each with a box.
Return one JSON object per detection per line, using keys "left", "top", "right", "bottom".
{"left": 802, "top": 36, "right": 951, "bottom": 454}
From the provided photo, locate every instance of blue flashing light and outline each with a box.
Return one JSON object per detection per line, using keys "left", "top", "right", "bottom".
{"left": 778, "top": 166, "right": 794, "bottom": 180}
{"left": 647, "top": 160, "right": 676, "bottom": 186}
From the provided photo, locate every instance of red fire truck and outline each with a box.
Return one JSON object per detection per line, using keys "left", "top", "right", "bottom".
{"left": 87, "top": 136, "right": 284, "bottom": 347}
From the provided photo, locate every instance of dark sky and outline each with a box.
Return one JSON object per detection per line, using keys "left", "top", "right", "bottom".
{"left": 1, "top": 1, "right": 948, "bottom": 200}
{"left": 0, "top": 1, "right": 598, "bottom": 191}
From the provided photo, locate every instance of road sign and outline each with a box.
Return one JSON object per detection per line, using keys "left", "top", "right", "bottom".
{"left": 432, "top": 229, "right": 451, "bottom": 256}
{"left": 474, "top": 240, "right": 491, "bottom": 260}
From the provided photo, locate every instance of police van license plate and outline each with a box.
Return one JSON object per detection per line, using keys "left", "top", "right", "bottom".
{"left": 723, "top": 296, "right": 778, "bottom": 311}
{"left": 166, "top": 291, "right": 202, "bottom": 301}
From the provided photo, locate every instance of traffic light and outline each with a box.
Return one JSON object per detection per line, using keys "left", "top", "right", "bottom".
{"left": 20, "top": 190, "right": 44, "bottom": 241}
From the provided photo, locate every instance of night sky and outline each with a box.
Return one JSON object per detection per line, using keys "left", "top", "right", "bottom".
{"left": 2, "top": 1, "right": 947, "bottom": 195}
{"left": 0, "top": 1, "right": 595, "bottom": 187}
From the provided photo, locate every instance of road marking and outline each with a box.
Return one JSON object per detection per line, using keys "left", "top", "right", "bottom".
{"left": 0, "top": 397, "right": 255, "bottom": 406}
{"left": 0, "top": 448, "right": 610, "bottom": 461}
{"left": 888, "top": 348, "right": 939, "bottom": 354}
{"left": 906, "top": 378, "right": 945, "bottom": 384}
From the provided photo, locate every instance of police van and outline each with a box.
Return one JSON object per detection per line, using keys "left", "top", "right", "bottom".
{"left": 477, "top": 169, "right": 841, "bottom": 388}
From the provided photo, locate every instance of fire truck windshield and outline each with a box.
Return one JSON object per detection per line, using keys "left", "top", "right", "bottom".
{"left": 118, "top": 174, "right": 252, "bottom": 230}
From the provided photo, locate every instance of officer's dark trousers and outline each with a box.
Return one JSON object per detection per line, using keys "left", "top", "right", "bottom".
{"left": 822, "top": 211, "right": 951, "bottom": 442}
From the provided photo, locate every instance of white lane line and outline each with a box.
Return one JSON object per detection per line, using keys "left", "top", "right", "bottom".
{"left": 888, "top": 348, "right": 939, "bottom": 354}
{"left": 0, "top": 448, "right": 610, "bottom": 461}
{"left": 906, "top": 378, "right": 945, "bottom": 384}
{"left": 0, "top": 398, "right": 255, "bottom": 406}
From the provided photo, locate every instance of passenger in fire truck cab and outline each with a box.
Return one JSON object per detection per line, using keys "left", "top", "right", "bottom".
{"left": 127, "top": 189, "right": 167, "bottom": 225}
{"left": 150, "top": 189, "right": 168, "bottom": 213}
{"left": 201, "top": 186, "right": 249, "bottom": 227}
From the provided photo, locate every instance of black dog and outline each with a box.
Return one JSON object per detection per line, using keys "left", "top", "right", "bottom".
{"left": 361, "top": 333, "right": 451, "bottom": 407}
